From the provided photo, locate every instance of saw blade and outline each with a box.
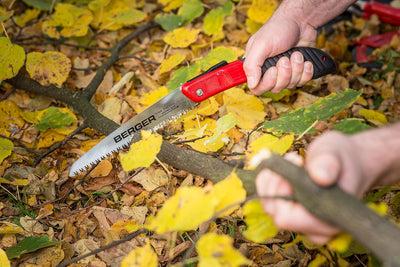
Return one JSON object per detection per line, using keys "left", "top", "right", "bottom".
{"left": 69, "top": 87, "right": 195, "bottom": 176}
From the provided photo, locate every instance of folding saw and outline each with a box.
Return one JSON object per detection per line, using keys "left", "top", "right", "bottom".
{"left": 69, "top": 47, "right": 336, "bottom": 176}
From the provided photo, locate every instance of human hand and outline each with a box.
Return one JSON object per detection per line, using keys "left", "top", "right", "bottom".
{"left": 255, "top": 131, "right": 373, "bottom": 244}
{"left": 243, "top": 6, "right": 318, "bottom": 95}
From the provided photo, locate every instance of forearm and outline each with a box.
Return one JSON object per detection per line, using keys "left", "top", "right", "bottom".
{"left": 351, "top": 122, "right": 400, "bottom": 187}
{"left": 276, "top": 0, "right": 355, "bottom": 29}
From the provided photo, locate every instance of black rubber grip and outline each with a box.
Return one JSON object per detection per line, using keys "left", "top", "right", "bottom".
{"left": 260, "top": 47, "right": 336, "bottom": 79}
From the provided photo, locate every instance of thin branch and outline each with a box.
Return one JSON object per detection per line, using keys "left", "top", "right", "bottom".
{"left": 33, "top": 124, "right": 87, "bottom": 166}
{"left": 83, "top": 21, "right": 159, "bottom": 100}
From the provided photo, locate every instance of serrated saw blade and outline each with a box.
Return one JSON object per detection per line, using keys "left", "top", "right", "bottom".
{"left": 69, "top": 87, "right": 195, "bottom": 176}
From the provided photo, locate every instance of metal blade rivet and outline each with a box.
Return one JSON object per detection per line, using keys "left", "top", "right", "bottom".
{"left": 196, "top": 89, "right": 204, "bottom": 97}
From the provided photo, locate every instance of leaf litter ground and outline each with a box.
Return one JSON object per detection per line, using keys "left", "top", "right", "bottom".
{"left": 0, "top": 0, "right": 400, "bottom": 266}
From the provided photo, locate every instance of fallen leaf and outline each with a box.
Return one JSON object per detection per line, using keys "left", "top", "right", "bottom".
{"left": 208, "top": 171, "right": 246, "bottom": 217}
{"left": 131, "top": 166, "right": 169, "bottom": 191}
{"left": 197, "top": 232, "right": 251, "bottom": 267}
{"left": 6, "top": 235, "right": 58, "bottom": 259}
{"left": 120, "top": 131, "right": 163, "bottom": 171}
{"left": 247, "top": 133, "right": 294, "bottom": 161}
{"left": 242, "top": 200, "right": 279, "bottom": 243}
{"left": 0, "top": 248, "right": 10, "bottom": 267}
{"left": 247, "top": 0, "right": 278, "bottom": 24}
{"left": 359, "top": 109, "right": 388, "bottom": 126}
{"left": 0, "top": 37, "right": 25, "bottom": 82}
{"left": 223, "top": 88, "right": 267, "bottom": 130}
{"left": 41, "top": 3, "right": 93, "bottom": 38}
{"left": 164, "top": 27, "right": 201, "bottom": 48}
{"left": 121, "top": 243, "right": 158, "bottom": 267}
{"left": 159, "top": 53, "right": 186, "bottom": 74}
{"left": 148, "top": 186, "right": 218, "bottom": 233}
{"left": 0, "top": 138, "right": 13, "bottom": 164}
{"left": 26, "top": 51, "right": 72, "bottom": 87}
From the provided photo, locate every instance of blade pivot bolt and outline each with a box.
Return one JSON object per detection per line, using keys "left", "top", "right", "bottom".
{"left": 196, "top": 89, "right": 204, "bottom": 97}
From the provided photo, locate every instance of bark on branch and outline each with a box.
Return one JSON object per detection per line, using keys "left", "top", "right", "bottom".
{"left": 7, "top": 21, "right": 400, "bottom": 267}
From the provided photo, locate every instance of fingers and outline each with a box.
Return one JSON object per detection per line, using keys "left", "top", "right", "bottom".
{"left": 256, "top": 152, "right": 340, "bottom": 243}
{"left": 246, "top": 51, "right": 314, "bottom": 95}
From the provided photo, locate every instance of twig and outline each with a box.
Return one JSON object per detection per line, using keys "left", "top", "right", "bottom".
{"left": 57, "top": 228, "right": 148, "bottom": 267}
{"left": 33, "top": 124, "right": 87, "bottom": 166}
{"left": 118, "top": 54, "right": 160, "bottom": 65}
{"left": 32, "top": 162, "right": 99, "bottom": 208}
{"left": 83, "top": 21, "right": 159, "bottom": 100}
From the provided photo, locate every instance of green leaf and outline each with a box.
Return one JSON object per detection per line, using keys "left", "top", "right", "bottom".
{"left": 178, "top": 0, "right": 204, "bottom": 25}
{"left": 264, "top": 89, "right": 362, "bottom": 134}
{"left": 6, "top": 235, "right": 58, "bottom": 259}
{"left": 333, "top": 119, "right": 372, "bottom": 134}
{"left": 167, "top": 62, "right": 200, "bottom": 91}
{"left": 0, "top": 10, "right": 14, "bottom": 23}
{"left": 0, "top": 37, "right": 26, "bottom": 82}
{"left": 155, "top": 13, "right": 184, "bottom": 31}
{"left": 35, "top": 107, "right": 75, "bottom": 132}
{"left": 203, "top": 8, "right": 225, "bottom": 36}
{"left": 0, "top": 138, "right": 13, "bottom": 164}
{"left": 198, "top": 47, "right": 237, "bottom": 71}
{"left": 22, "top": 0, "right": 59, "bottom": 10}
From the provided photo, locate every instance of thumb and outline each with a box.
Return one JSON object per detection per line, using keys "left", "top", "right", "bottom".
{"left": 305, "top": 132, "right": 346, "bottom": 187}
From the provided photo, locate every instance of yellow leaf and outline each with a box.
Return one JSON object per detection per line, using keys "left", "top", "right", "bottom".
{"left": 248, "top": 0, "right": 278, "bottom": 24}
{"left": 127, "top": 87, "right": 169, "bottom": 114}
{"left": 42, "top": 3, "right": 93, "bottom": 38}
{"left": 0, "top": 248, "right": 11, "bottom": 267}
{"left": 0, "top": 100, "right": 25, "bottom": 137}
{"left": 208, "top": 172, "right": 246, "bottom": 217}
{"left": 197, "top": 233, "right": 251, "bottom": 267}
{"left": 247, "top": 133, "right": 294, "bottom": 161}
{"left": 328, "top": 232, "right": 353, "bottom": 253}
{"left": 148, "top": 186, "right": 218, "bottom": 233}
{"left": 15, "top": 8, "right": 41, "bottom": 27}
{"left": 0, "top": 222, "right": 23, "bottom": 234}
{"left": 36, "top": 129, "right": 66, "bottom": 149}
{"left": 0, "top": 177, "right": 29, "bottom": 186}
{"left": 308, "top": 253, "right": 327, "bottom": 267}
{"left": 111, "top": 219, "right": 142, "bottom": 235}
{"left": 177, "top": 97, "right": 219, "bottom": 124}
{"left": 159, "top": 53, "right": 186, "bottom": 74}
{"left": 223, "top": 88, "right": 266, "bottom": 129}
{"left": 205, "top": 113, "right": 237, "bottom": 145}
{"left": 90, "top": 0, "right": 146, "bottom": 31}
{"left": 26, "top": 51, "right": 71, "bottom": 87}
{"left": 359, "top": 109, "right": 388, "bottom": 126}
{"left": 158, "top": 0, "right": 186, "bottom": 11}
{"left": 0, "top": 37, "right": 25, "bottom": 82}
{"left": 242, "top": 200, "right": 279, "bottom": 243}
{"left": 183, "top": 118, "right": 228, "bottom": 153}
{"left": 164, "top": 28, "right": 201, "bottom": 48}
{"left": 245, "top": 18, "right": 263, "bottom": 35}
{"left": 121, "top": 243, "right": 158, "bottom": 267}
{"left": 0, "top": 138, "right": 13, "bottom": 164}
{"left": 120, "top": 131, "right": 162, "bottom": 171}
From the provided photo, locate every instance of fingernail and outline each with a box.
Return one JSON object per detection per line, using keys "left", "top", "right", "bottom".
{"left": 247, "top": 76, "right": 256, "bottom": 88}
{"left": 268, "top": 67, "right": 277, "bottom": 78}
{"left": 293, "top": 52, "right": 303, "bottom": 63}
{"left": 280, "top": 57, "right": 290, "bottom": 68}
{"left": 305, "top": 61, "right": 313, "bottom": 73}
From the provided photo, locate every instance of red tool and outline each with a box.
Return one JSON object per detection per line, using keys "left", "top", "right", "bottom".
{"left": 348, "top": 0, "right": 400, "bottom": 25}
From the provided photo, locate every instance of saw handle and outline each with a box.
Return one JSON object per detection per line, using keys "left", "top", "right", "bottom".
{"left": 181, "top": 47, "right": 336, "bottom": 102}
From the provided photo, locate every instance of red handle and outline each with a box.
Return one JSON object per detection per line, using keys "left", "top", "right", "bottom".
{"left": 181, "top": 60, "right": 247, "bottom": 102}
{"left": 363, "top": 2, "right": 400, "bottom": 24}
